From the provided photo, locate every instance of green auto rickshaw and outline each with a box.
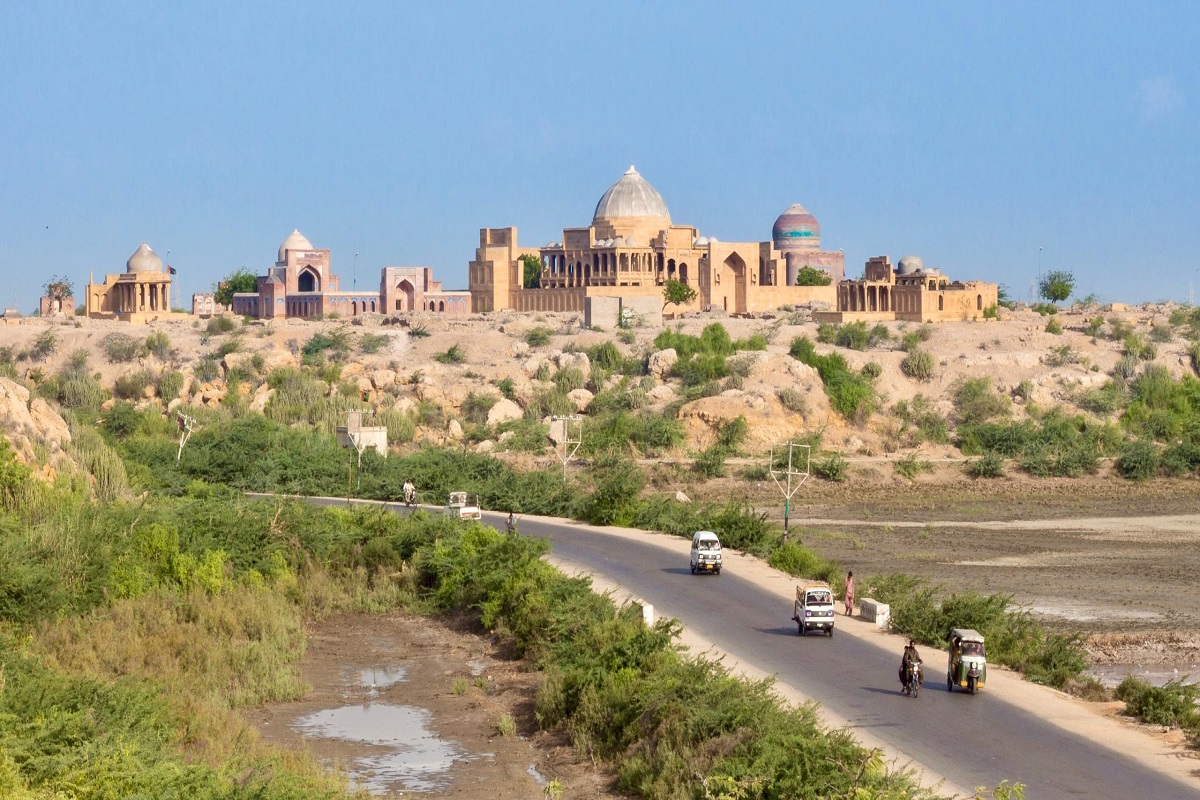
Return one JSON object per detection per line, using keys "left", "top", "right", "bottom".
{"left": 947, "top": 628, "right": 986, "bottom": 694}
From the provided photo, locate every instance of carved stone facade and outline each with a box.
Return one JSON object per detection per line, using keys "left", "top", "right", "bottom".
{"left": 86, "top": 243, "right": 174, "bottom": 323}
{"left": 469, "top": 166, "right": 841, "bottom": 316}
{"left": 231, "top": 230, "right": 469, "bottom": 319}
{"left": 816, "top": 256, "right": 999, "bottom": 323}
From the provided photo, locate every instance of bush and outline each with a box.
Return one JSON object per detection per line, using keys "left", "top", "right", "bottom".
{"left": 359, "top": 332, "right": 391, "bottom": 354}
{"left": 767, "top": 541, "right": 839, "bottom": 584}
{"left": 1044, "top": 317, "right": 1063, "bottom": 335}
{"left": 900, "top": 347, "right": 935, "bottom": 381}
{"left": 301, "top": 328, "right": 351, "bottom": 363}
{"left": 1115, "top": 439, "right": 1160, "bottom": 480}
{"left": 1031, "top": 302, "right": 1058, "bottom": 316}
{"left": 156, "top": 370, "right": 184, "bottom": 400}
{"left": 789, "top": 337, "right": 877, "bottom": 423}
{"left": 435, "top": 343, "right": 466, "bottom": 364}
{"left": 194, "top": 356, "right": 221, "bottom": 383}
{"left": 30, "top": 329, "right": 58, "bottom": 362}
{"left": 899, "top": 325, "right": 933, "bottom": 352}
{"left": 893, "top": 452, "right": 932, "bottom": 480}
{"left": 1150, "top": 324, "right": 1173, "bottom": 343}
{"left": 1042, "top": 344, "right": 1079, "bottom": 367}
{"left": 113, "top": 369, "right": 155, "bottom": 400}
{"left": 813, "top": 453, "right": 849, "bottom": 482}
{"left": 776, "top": 387, "right": 807, "bottom": 414}
{"left": 407, "top": 322, "right": 430, "bottom": 338}
{"left": 952, "top": 377, "right": 1010, "bottom": 425}
{"left": 492, "top": 377, "right": 516, "bottom": 400}
{"left": 461, "top": 392, "right": 499, "bottom": 426}
{"left": 1123, "top": 332, "right": 1157, "bottom": 362}
{"left": 205, "top": 315, "right": 237, "bottom": 334}
{"left": 525, "top": 326, "right": 554, "bottom": 347}
{"left": 145, "top": 331, "right": 171, "bottom": 359}
{"left": 1115, "top": 676, "right": 1200, "bottom": 729}
{"left": 1084, "top": 317, "right": 1105, "bottom": 337}
{"left": 967, "top": 450, "right": 1006, "bottom": 478}
{"left": 1106, "top": 316, "right": 1134, "bottom": 340}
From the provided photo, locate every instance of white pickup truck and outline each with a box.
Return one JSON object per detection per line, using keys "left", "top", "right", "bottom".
{"left": 445, "top": 492, "right": 481, "bottom": 521}
{"left": 793, "top": 581, "right": 836, "bottom": 636}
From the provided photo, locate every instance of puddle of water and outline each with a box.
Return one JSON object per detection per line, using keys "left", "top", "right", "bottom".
{"left": 294, "top": 703, "right": 470, "bottom": 793}
{"left": 353, "top": 665, "right": 410, "bottom": 689}
{"left": 1088, "top": 664, "right": 1199, "bottom": 689}
{"left": 1028, "top": 598, "right": 1163, "bottom": 623}
{"left": 526, "top": 763, "right": 548, "bottom": 786}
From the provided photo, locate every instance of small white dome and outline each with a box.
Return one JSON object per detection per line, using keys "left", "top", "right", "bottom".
{"left": 126, "top": 242, "right": 162, "bottom": 273}
{"left": 278, "top": 229, "right": 314, "bottom": 262}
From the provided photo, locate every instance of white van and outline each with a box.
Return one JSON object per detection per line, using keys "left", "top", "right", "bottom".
{"left": 690, "top": 531, "right": 722, "bottom": 575}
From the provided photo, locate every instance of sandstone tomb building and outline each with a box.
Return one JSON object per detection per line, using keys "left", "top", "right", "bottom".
{"left": 85, "top": 243, "right": 174, "bottom": 323}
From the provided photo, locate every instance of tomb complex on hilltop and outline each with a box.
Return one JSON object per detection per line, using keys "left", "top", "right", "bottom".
{"left": 231, "top": 230, "right": 470, "bottom": 319}
{"left": 468, "top": 166, "right": 845, "bottom": 319}
{"left": 816, "top": 255, "right": 999, "bottom": 323}
{"left": 85, "top": 243, "right": 176, "bottom": 322}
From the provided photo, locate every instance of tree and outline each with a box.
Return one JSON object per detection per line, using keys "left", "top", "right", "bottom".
{"left": 213, "top": 268, "right": 258, "bottom": 306}
{"left": 519, "top": 254, "right": 541, "bottom": 289}
{"left": 1038, "top": 271, "right": 1075, "bottom": 304}
{"left": 663, "top": 279, "right": 697, "bottom": 313}
{"left": 997, "top": 283, "right": 1014, "bottom": 309}
{"left": 795, "top": 266, "right": 832, "bottom": 286}
{"left": 44, "top": 275, "right": 73, "bottom": 299}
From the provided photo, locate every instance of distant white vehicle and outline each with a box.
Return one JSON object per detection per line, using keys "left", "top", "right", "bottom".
{"left": 690, "top": 530, "right": 722, "bottom": 574}
{"left": 445, "top": 491, "right": 481, "bottom": 521}
{"left": 793, "top": 581, "right": 836, "bottom": 637}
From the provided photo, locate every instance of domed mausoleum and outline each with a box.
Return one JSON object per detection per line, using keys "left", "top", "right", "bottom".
{"left": 85, "top": 242, "right": 175, "bottom": 322}
{"left": 229, "top": 229, "right": 471, "bottom": 320}
{"left": 469, "top": 166, "right": 844, "bottom": 319}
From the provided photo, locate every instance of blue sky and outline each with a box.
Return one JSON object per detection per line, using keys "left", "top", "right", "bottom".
{"left": 1, "top": 1, "right": 1197, "bottom": 310}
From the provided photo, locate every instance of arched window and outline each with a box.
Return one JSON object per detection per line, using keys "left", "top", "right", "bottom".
{"left": 938, "top": 295, "right": 944, "bottom": 311}
{"left": 438, "top": 300, "right": 445, "bottom": 312}
{"left": 977, "top": 294, "right": 983, "bottom": 310}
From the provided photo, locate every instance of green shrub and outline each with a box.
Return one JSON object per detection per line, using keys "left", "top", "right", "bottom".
{"left": 788, "top": 337, "right": 877, "bottom": 423}
{"left": 145, "top": 331, "right": 171, "bottom": 359}
{"left": 1042, "top": 344, "right": 1079, "bottom": 367}
{"left": 767, "top": 541, "right": 840, "bottom": 584}
{"left": 899, "top": 325, "right": 933, "bottom": 352}
{"left": 901, "top": 347, "right": 935, "bottom": 381}
{"left": 30, "top": 328, "right": 58, "bottom": 362}
{"left": 194, "top": 356, "right": 221, "bottom": 383}
{"left": 835, "top": 321, "right": 870, "bottom": 350}
{"left": 1106, "top": 316, "right": 1134, "bottom": 340}
{"left": 407, "top": 321, "right": 430, "bottom": 338}
{"left": 1084, "top": 317, "right": 1105, "bottom": 337}
{"left": 113, "top": 369, "right": 155, "bottom": 400}
{"left": 359, "top": 332, "right": 391, "bottom": 354}
{"left": 301, "top": 328, "right": 351, "bottom": 363}
{"left": 967, "top": 450, "right": 1006, "bottom": 478}
{"left": 952, "top": 376, "right": 1010, "bottom": 425}
{"left": 1031, "top": 302, "right": 1058, "bottom": 316}
{"left": 982, "top": 304, "right": 999, "bottom": 319}
{"left": 435, "top": 343, "right": 466, "bottom": 364}
{"left": 1123, "top": 332, "right": 1157, "bottom": 362}
{"left": 776, "top": 387, "right": 807, "bottom": 414}
{"left": 1150, "top": 324, "right": 1173, "bottom": 343}
{"left": 1115, "top": 676, "right": 1200, "bottom": 729}
{"left": 491, "top": 377, "right": 516, "bottom": 399}
{"left": 156, "top": 370, "right": 184, "bottom": 400}
{"left": 1076, "top": 381, "right": 1124, "bottom": 415}
{"left": 893, "top": 452, "right": 932, "bottom": 480}
{"left": 553, "top": 367, "right": 586, "bottom": 393}
{"left": 461, "top": 392, "right": 499, "bottom": 426}
{"left": 1115, "top": 440, "right": 1160, "bottom": 480}
{"left": 205, "top": 315, "right": 237, "bottom": 334}
{"left": 1044, "top": 317, "right": 1063, "bottom": 335}
{"left": 525, "top": 326, "right": 554, "bottom": 347}
{"left": 813, "top": 453, "right": 849, "bottom": 482}
{"left": 1188, "top": 342, "right": 1200, "bottom": 377}
{"left": 816, "top": 322, "right": 837, "bottom": 344}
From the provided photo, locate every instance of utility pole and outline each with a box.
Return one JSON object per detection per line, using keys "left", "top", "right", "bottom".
{"left": 769, "top": 441, "right": 810, "bottom": 542}
{"left": 176, "top": 412, "right": 198, "bottom": 462}
{"left": 551, "top": 415, "right": 583, "bottom": 484}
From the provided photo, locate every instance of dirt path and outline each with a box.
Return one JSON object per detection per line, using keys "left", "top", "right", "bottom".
{"left": 243, "top": 612, "right": 619, "bottom": 799}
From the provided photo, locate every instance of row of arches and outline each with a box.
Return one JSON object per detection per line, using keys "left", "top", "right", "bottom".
{"left": 540, "top": 252, "right": 690, "bottom": 288}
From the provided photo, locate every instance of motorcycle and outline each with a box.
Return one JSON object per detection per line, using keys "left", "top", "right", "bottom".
{"left": 902, "top": 662, "right": 922, "bottom": 697}
{"left": 403, "top": 485, "right": 416, "bottom": 507}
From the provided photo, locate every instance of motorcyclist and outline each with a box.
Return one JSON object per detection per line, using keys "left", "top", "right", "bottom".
{"left": 402, "top": 479, "right": 416, "bottom": 506}
{"left": 899, "top": 639, "right": 923, "bottom": 689}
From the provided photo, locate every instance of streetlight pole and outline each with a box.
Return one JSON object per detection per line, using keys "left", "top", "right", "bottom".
{"left": 353, "top": 252, "right": 359, "bottom": 289}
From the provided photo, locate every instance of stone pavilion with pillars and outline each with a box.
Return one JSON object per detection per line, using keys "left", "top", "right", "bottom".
{"left": 816, "top": 255, "right": 999, "bottom": 323}
{"left": 468, "top": 166, "right": 843, "bottom": 316}
{"left": 85, "top": 242, "right": 174, "bottom": 322}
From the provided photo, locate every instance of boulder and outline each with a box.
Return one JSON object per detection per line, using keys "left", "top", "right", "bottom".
{"left": 447, "top": 419, "right": 464, "bottom": 440}
{"left": 675, "top": 490, "right": 691, "bottom": 504}
{"left": 475, "top": 440, "right": 496, "bottom": 454}
{"left": 648, "top": 348, "right": 678, "bottom": 378}
{"left": 510, "top": 341, "right": 530, "bottom": 358}
{"left": 248, "top": 386, "right": 274, "bottom": 413}
{"left": 647, "top": 384, "right": 676, "bottom": 402}
{"left": 557, "top": 351, "right": 590, "bottom": 374}
{"left": 566, "top": 388, "right": 594, "bottom": 412}
{"left": 371, "top": 369, "right": 397, "bottom": 390}
{"left": 486, "top": 398, "right": 524, "bottom": 426}
{"left": 356, "top": 376, "right": 374, "bottom": 394}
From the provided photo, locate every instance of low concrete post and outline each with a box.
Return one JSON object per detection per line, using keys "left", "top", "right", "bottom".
{"left": 860, "top": 598, "right": 891, "bottom": 630}
{"left": 641, "top": 602, "right": 655, "bottom": 627}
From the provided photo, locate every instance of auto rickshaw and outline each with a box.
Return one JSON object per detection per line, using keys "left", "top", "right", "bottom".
{"left": 946, "top": 628, "right": 986, "bottom": 694}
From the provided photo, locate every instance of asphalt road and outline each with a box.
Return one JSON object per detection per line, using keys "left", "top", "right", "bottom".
{"left": 313, "top": 499, "right": 1198, "bottom": 799}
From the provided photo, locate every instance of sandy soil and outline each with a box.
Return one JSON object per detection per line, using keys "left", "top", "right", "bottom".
{"left": 243, "top": 611, "right": 619, "bottom": 799}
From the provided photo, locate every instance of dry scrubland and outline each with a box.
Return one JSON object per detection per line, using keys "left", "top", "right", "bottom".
{"left": 2, "top": 301, "right": 1200, "bottom": 796}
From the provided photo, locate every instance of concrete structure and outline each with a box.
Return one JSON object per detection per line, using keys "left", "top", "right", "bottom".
{"left": 860, "top": 598, "right": 891, "bottom": 629}
{"left": 336, "top": 410, "right": 387, "bottom": 456}
{"left": 85, "top": 243, "right": 175, "bottom": 323}
{"left": 192, "top": 293, "right": 218, "bottom": 317}
{"left": 583, "top": 295, "right": 664, "bottom": 329}
{"left": 231, "top": 230, "right": 470, "bottom": 319}
{"left": 39, "top": 295, "right": 74, "bottom": 317}
{"left": 469, "top": 166, "right": 841, "bottom": 316}
{"left": 816, "top": 255, "right": 998, "bottom": 324}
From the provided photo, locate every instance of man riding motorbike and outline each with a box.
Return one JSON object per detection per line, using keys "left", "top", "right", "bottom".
{"left": 402, "top": 479, "right": 416, "bottom": 507}
{"left": 899, "top": 639, "right": 923, "bottom": 692}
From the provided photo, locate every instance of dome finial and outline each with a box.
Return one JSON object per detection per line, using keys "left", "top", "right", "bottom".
{"left": 626, "top": 165, "right": 637, "bottom": 174}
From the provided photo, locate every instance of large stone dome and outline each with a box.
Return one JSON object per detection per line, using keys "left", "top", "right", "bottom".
{"left": 278, "top": 229, "right": 313, "bottom": 263}
{"left": 592, "top": 166, "right": 670, "bottom": 223}
{"left": 772, "top": 203, "right": 821, "bottom": 250}
{"left": 126, "top": 242, "right": 162, "bottom": 273}
{"left": 896, "top": 255, "right": 925, "bottom": 275}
